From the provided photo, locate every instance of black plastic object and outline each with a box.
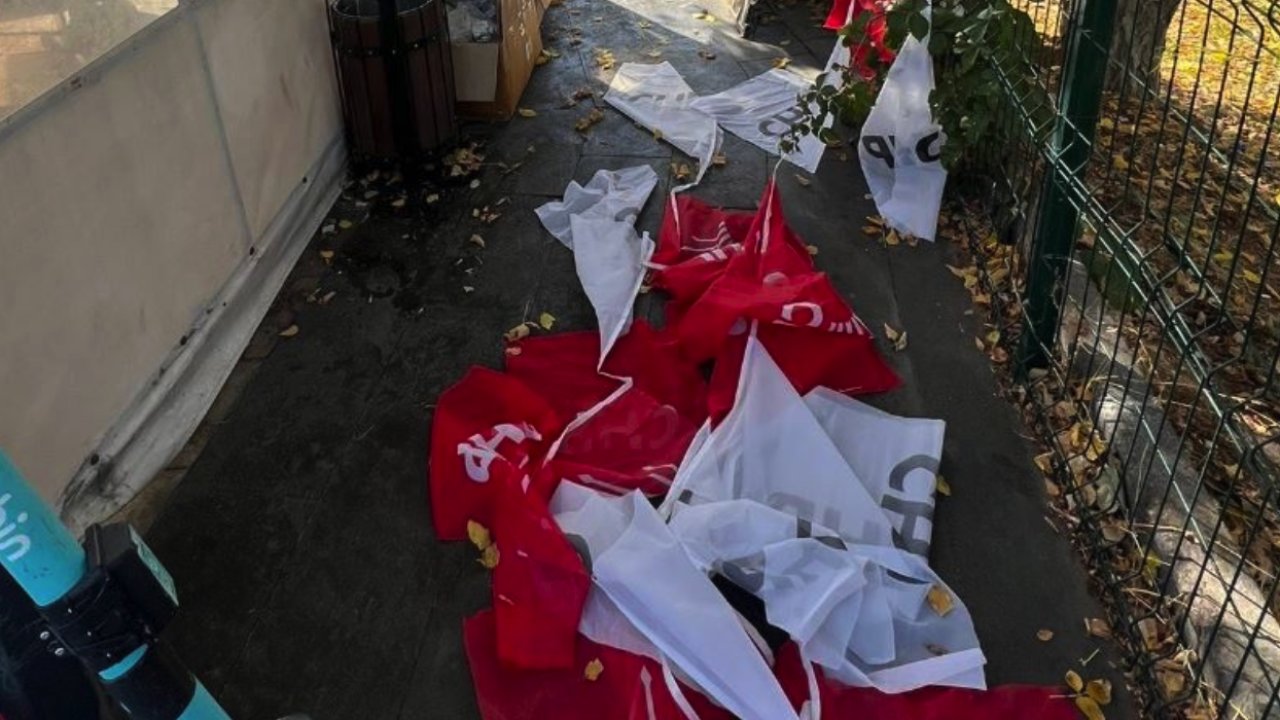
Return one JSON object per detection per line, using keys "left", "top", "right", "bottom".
{"left": 328, "top": 0, "right": 458, "bottom": 161}
{"left": 0, "top": 571, "right": 102, "bottom": 719}
{"left": 44, "top": 523, "right": 178, "bottom": 674}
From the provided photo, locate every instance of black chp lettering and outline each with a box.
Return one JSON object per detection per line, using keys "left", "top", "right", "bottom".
{"left": 759, "top": 106, "right": 806, "bottom": 138}
{"left": 861, "top": 135, "right": 896, "bottom": 168}
{"left": 888, "top": 454, "right": 941, "bottom": 492}
{"left": 915, "top": 130, "right": 944, "bottom": 163}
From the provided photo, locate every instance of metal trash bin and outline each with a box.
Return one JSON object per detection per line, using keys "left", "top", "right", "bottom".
{"left": 328, "top": 0, "right": 458, "bottom": 161}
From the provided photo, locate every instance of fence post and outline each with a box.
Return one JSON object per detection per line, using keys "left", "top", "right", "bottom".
{"left": 1017, "top": 0, "right": 1119, "bottom": 371}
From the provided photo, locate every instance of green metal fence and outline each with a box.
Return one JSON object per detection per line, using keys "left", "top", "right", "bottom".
{"left": 951, "top": 0, "right": 1280, "bottom": 716}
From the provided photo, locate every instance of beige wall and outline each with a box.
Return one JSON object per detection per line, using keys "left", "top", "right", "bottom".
{"left": 0, "top": 0, "right": 341, "bottom": 505}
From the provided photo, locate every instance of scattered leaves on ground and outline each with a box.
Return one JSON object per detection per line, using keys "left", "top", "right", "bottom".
{"left": 576, "top": 108, "right": 605, "bottom": 133}
{"left": 594, "top": 48, "right": 616, "bottom": 71}
{"left": 883, "top": 323, "right": 908, "bottom": 352}
{"left": 539, "top": 312, "right": 557, "bottom": 330}
{"left": 279, "top": 324, "right": 299, "bottom": 338}
{"left": 564, "top": 87, "right": 596, "bottom": 108}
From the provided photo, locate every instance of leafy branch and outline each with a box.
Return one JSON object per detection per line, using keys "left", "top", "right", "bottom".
{"left": 784, "top": 0, "right": 1051, "bottom": 170}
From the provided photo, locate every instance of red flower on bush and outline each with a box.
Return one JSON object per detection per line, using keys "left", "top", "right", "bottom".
{"left": 825, "top": 0, "right": 896, "bottom": 79}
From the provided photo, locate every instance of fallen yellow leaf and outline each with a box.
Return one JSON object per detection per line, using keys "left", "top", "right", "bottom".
{"left": 883, "top": 323, "right": 901, "bottom": 342}
{"left": 926, "top": 585, "right": 954, "bottom": 617}
{"left": 1086, "top": 679, "right": 1112, "bottom": 706}
{"left": 279, "top": 324, "right": 299, "bottom": 338}
{"left": 772, "top": 56, "right": 791, "bottom": 69}
{"left": 805, "top": 244, "right": 819, "bottom": 256}
{"left": 517, "top": 107, "right": 538, "bottom": 118}
{"left": 1065, "top": 669, "right": 1084, "bottom": 693}
{"left": 338, "top": 219, "right": 354, "bottom": 230}
{"left": 467, "top": 520, "right": 492, "bottom": 551}
{"left": 935, "top": 475, "right": 951, "bottom": 496}
{"left": 1074, "top": 695, "right": 1105, "bottom": 720}
{"left": 584, "top": 658, "right": 604, "bottom": 681}
{"left": 479, "top": 544, "right": 500, "bottom": 569}
{"left": 539, "top": 312, "right": 556, "bottom": 330}
{"left": 505, "top": 324, "right": 531, "bottom": 343}
{"left": 712, "top": 152, "right": 728, "bottom": 166}
{"left": 1084, "top": 618, "right": 1112, "bottom": 638}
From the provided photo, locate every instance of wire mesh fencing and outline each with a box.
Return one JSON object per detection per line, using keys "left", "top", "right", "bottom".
{"left": 944, "top": 0, "right": 1280, "bottom": 716}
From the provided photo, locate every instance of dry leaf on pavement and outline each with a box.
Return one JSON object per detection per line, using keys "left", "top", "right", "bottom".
{"left": 934, "top": 475, "right": 951, "bottom": 496}
{"left": 1085, "top": 679, "right": 1112, "bottom": 706}
{"left": 279, "top": 324, "right": 300, "bottom": 338}
{"left": 539, "top": 312, "right": 557, "bottom": 330}
{"left": 1074, "top": 695, "right": 1105, "bottom": 720}
{"left": 505, "top": 324, "right": 531, "bottom": 343}
{"left": 479, "top": 544, "right": 500, "bottom": 570}
{"left": 1065, "top": 669, "right": 1084, "bottom": 693}
{"left": 1037, "top": 629, "right": 1054, "bottom": 642}
{"left": 584, "top": 658, "right": 604, "bottom": 681}
{"left": 926, "top": 585, "right": 954, "bottom": 617}
{"left": 467, "top": 520, "right": 492, "bottom": 551}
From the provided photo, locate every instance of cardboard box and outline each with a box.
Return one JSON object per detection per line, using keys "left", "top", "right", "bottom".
{"left": 452, "top": 0, "right": 545, "bottom": 120}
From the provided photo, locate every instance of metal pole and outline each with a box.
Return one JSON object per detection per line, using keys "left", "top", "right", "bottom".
{"left": 0, "top": 450, "right": 231, "bottom": 720}
{"left": 1017, "top": 0, "right": 1119, "bottom": 371}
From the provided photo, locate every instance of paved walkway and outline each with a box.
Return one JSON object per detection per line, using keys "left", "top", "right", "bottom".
{"left": 141, "top": 0, "right": 1135, "bottom": 717}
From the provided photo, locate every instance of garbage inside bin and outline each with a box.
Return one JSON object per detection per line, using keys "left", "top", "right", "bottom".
{"left": 446, "top": 0, "right": 498, "bottom": 42}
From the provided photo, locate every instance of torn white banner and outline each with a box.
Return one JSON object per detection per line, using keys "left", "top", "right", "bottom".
{"left": 604, "top": 63, "right": 722, "bottom": 188}
{"left": 535, "top": 166, "right": 659, "bottom": 360}
{"left": 551, "top": 484, "right": 799, "bottom": 720}
{"left": 669, "top": 498, "right": 986, "bottom": 693}
{"left": 662, "top": 336, "right": 985, "bottom": 692}
{"left": 570, "top": 214, "right": 655, "bottom": 361}
{"left": 804, "top": 388, "right": 944, "bottom": 557}
{"left": 534, "top": 165, "right": 658, "bottom": 249}
{"left": 858, "top": 6, "right": 947, "bottom": 241}
{"left": 691, "top": 34, "right": 851, "bottom": 173}
{"left": 660, "top": 333, "right": 896, "bottom": 550}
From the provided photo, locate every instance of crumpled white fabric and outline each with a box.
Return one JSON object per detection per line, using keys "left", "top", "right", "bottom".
{"left": 690, "top": 25, "right": 852, "bottom": 173}
{"left": 803, "top": 388, "right": 945, "bottom": 557}
{"left": 551, "top": 484, "right": 799, "bottom": 720}
{"left": 569, "top": 214, "right": 655, "bottom": 362}
{"left": 535, "top": 166, "right": 659, "bottom": 361}
{"left": 660, "top": 335, "right": 985, "bottom": 693}
{"left": 534, "top": 165, "right": 658, "bottom": 249}
{"left": 604, "top": 62, "right": 723, "bottom": 189}
{"left": 858, "top": 3, "right": 948, "bottom": 241}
